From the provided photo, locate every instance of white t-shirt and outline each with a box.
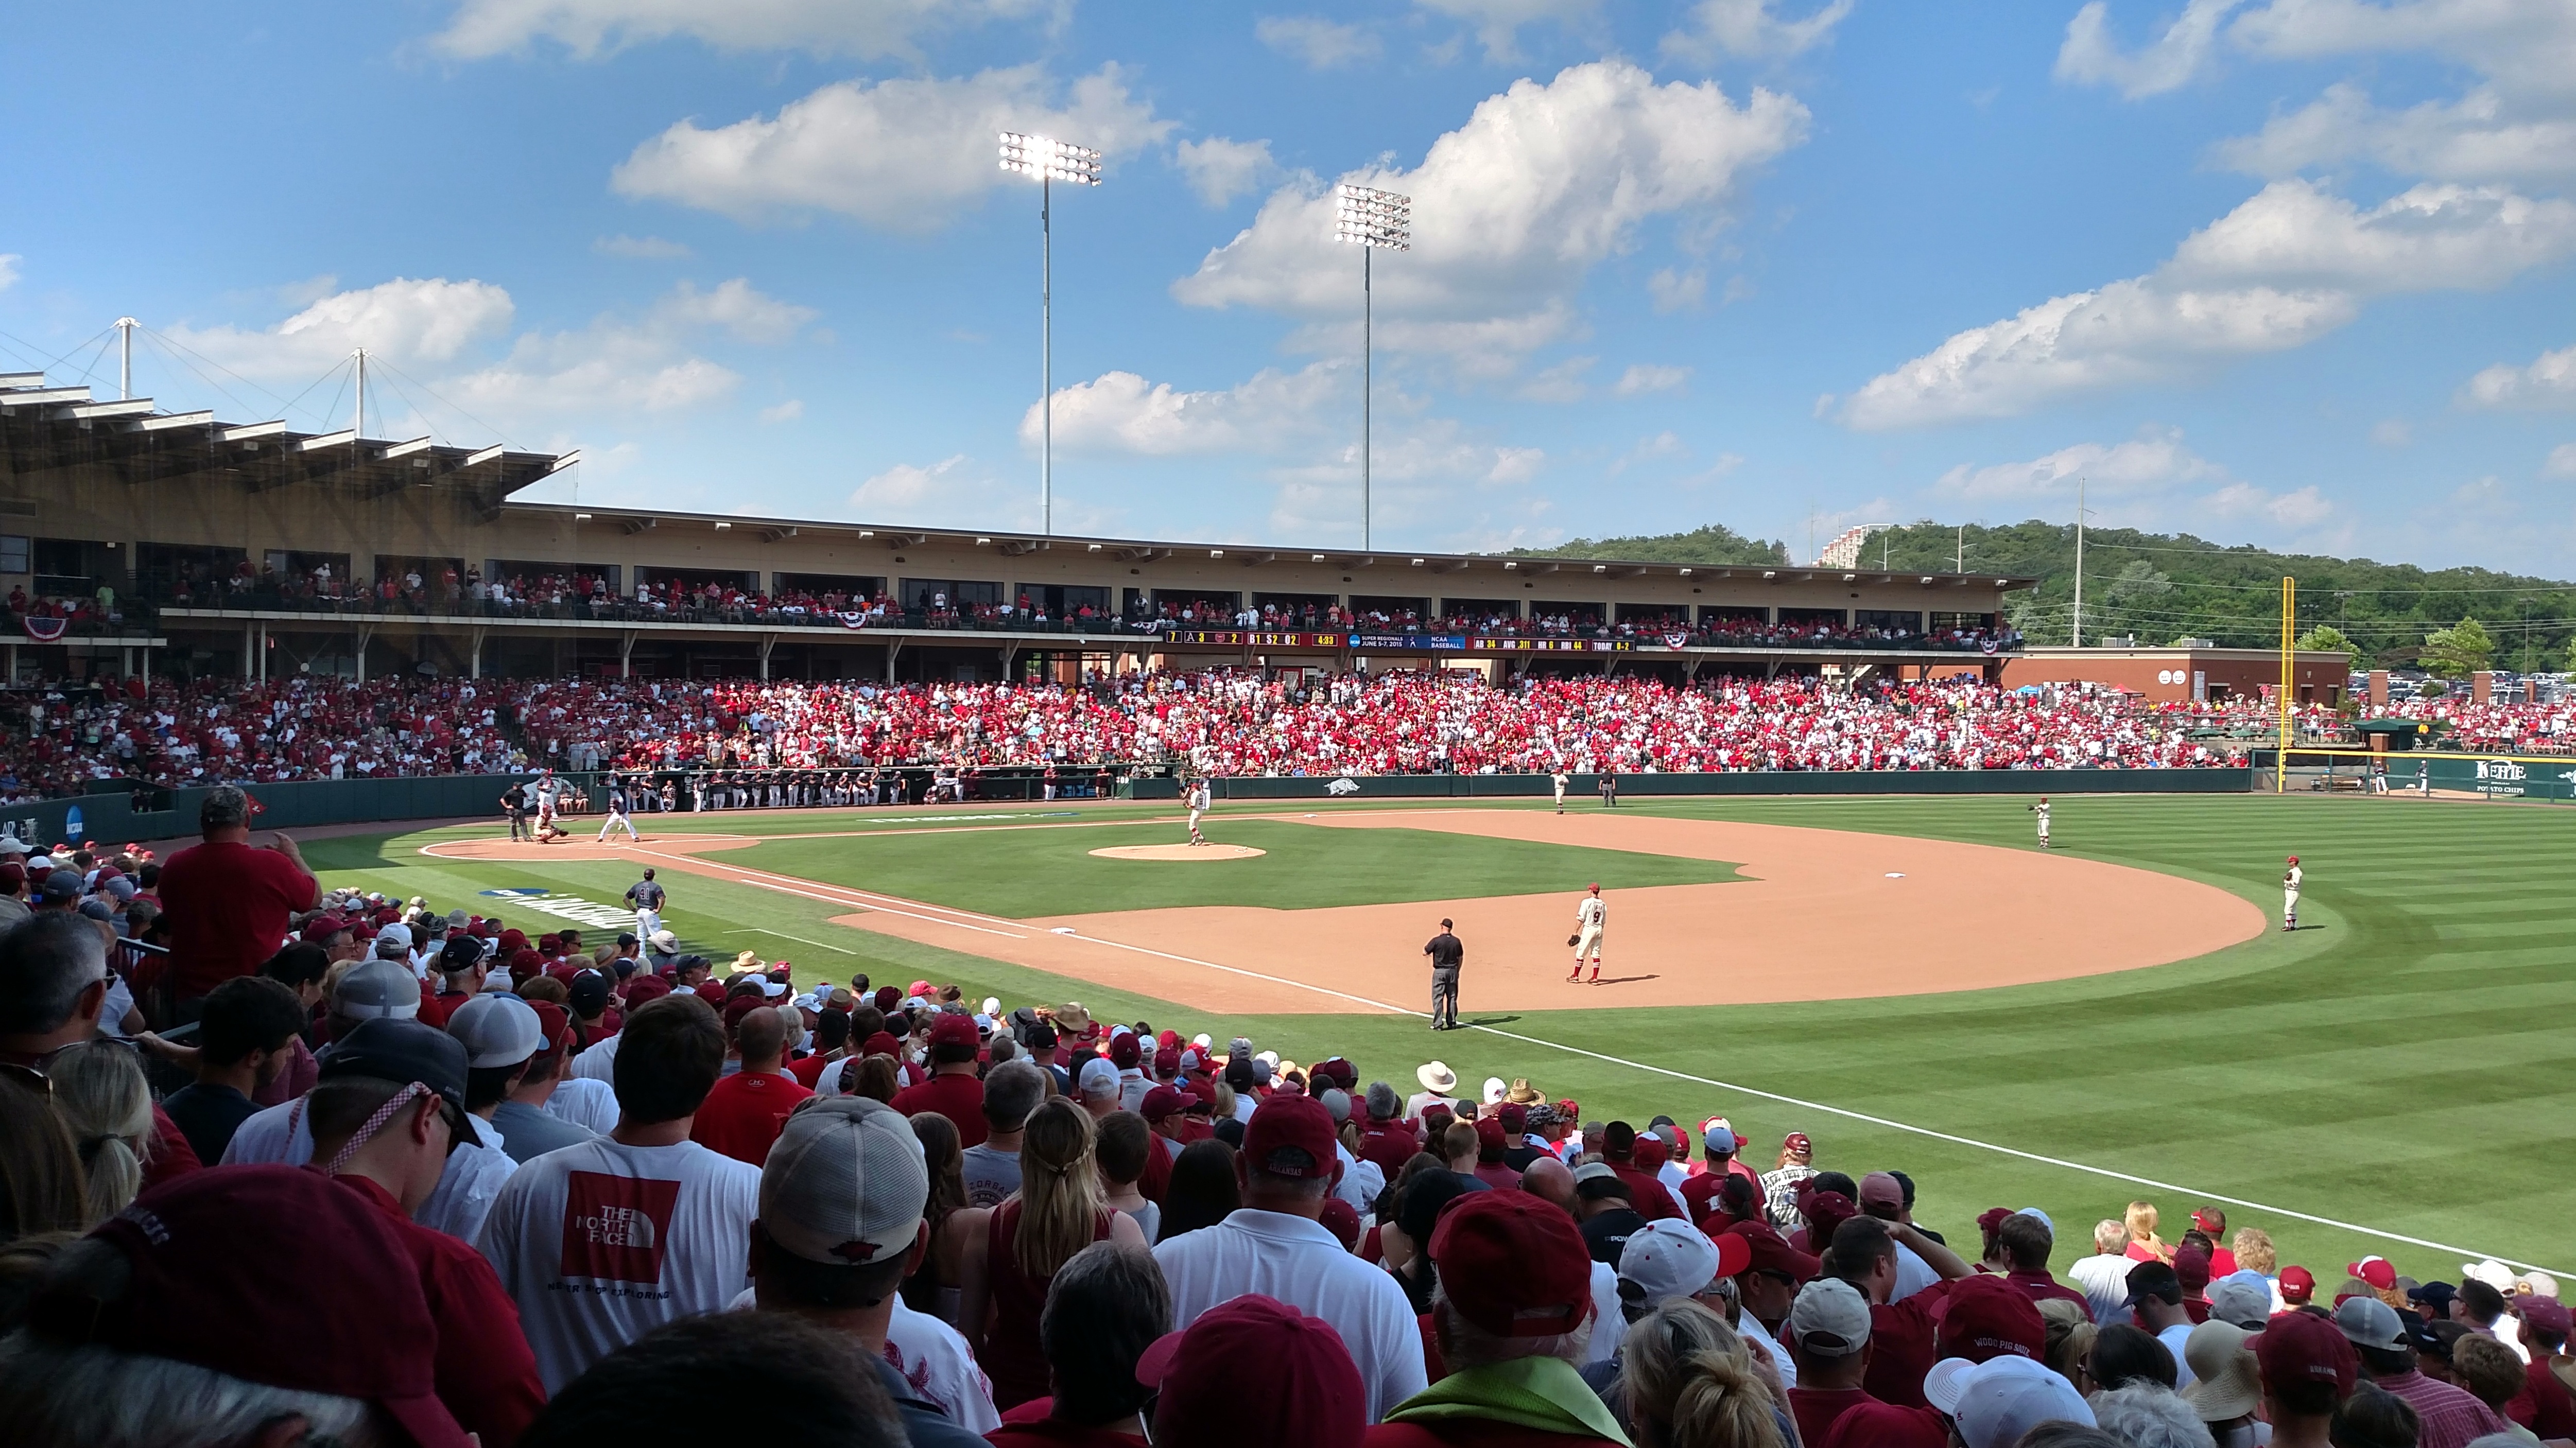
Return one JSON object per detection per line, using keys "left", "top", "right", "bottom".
{"left": 547, "top": 1076, "right": 621, "bottom": 1135}
{"left": 723, "top": 1289, "right": 1000, "bottom": 1434}
{"left": 570, "top": 1032, "right": 621, "bottom": 1083}
{"left": 2158, "top": 1320, "right": 2200, "bottom": 1387}
{"left": 1153, "top": 1208, "right": 1427, "bottom": 1423}
{"left": 223, "top": 1100, "right": 515, "bottom": 1245}
{"left": 1738, "top": 1311, "right": 1799, "bottom": 1390}
{"left": 1334, "top": 1143, "right": 1385, "bottom": 1216}
{"left": 477, "top": 1136, "right": 762, "bottom": 1392}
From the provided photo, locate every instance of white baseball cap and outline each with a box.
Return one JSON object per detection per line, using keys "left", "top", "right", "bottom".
{"left": 332, "top": 957, "right": 422, "bottom": 1021}
{"left": 1953, "top": 1355, "right": 2095, "bottom": 1448}
{"left": 1077, "top": 1057, "right": 1121, "bottom": 1097}
{"left": 760, "top": 1096, "right": 929, "bottom": 1269}
{"left": 445, "top": 993, "right": 544, "bottom": 1069}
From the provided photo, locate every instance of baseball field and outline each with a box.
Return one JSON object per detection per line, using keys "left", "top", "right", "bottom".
{"left": 306, "top": 790, "right": 2576, "bottom": 1285}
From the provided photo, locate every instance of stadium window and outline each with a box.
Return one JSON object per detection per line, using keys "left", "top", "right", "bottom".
{"left": 1699, "top": 605, "right": 1768, "bottom": 625}
{"left": 1777, "top": 607, "right": 1847, "bottom": 627}
{"left": 1854, "top": 609, "right": 1922, "bottom": 634}
{"left": 136, "top": 543, "right": 247, "bottom": 600}
{"left": 1348, "top": 595, "right": 1429, "bottom": 622}
{"left": 1529, "top": 601, "right": 1607, "bottom": 626}
{"left": 900, "top": 578, "right": 1004, "bottom": 610}
{"left": 1017, "top": 583, "right": 1111, "bottom": 617}
{"left": 0, "top": 535, "right": 29, "bottom": 575}
{"left": 1614, "top": 601, "right": 1691, "bottom": 625}
{"left": 775, "top": 571, "right": 888, "bottom": 600}
{"left": 1930, "top": 611, "right": 1993, "bottom": 633}
{"left": 1438, "top": 596, "right": 1520, "bottom": 622}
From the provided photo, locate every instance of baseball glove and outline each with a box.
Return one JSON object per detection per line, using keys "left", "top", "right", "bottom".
{"left": 1566, "top": 934, "right": 1582, "bottom": 948}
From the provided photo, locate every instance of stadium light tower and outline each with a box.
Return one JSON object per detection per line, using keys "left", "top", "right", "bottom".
{"left": 999, "top": 131, "right": 1101, "bottom": 537}
{"left": 1335, "top": 183, "right": 1410, "bottom": 551}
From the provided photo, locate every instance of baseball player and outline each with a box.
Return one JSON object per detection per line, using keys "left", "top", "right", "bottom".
{"left": 1551, "top": 769, "right": 1570, "bottom": 814}
{"left": 596, "top": 775, "right": 639, "bottom": 843}
{"left": 626, "top": 867, "right": 667, "bottom": 940}
{"left": 2283, "top": 856, "right": 2302, "bottom": 932}
{"left": 2029, "top": 796, "right": 2051, "bottom": 849}
{"left": 1567, "top": 882, "right": 1606, "bottom": 985}
{"left": 1185, "top": 778, "right": 1212, "bottom": 846}
{"left": 532, "top": 769, "right": 563, "bottom": 843}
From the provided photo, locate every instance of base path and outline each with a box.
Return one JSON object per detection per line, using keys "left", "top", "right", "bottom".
{"left": 425, "top": 811, "right": 2264, "bottom": 1014}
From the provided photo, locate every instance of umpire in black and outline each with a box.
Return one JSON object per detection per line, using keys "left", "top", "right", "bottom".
{"left": 1424, "top": 918, "right": 1465, "bottom": 1031}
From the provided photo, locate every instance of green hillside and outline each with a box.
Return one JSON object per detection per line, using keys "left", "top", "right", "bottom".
{"left": 1520, "top": 519, "right": 2576, "bottom": 669}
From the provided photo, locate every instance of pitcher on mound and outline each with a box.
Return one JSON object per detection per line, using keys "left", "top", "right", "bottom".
{"left": 1567, "top": 882, "right": 1606, "bottom": 984}
{"left": 1185, "top": 778, "right": 1212, "bottom": 846}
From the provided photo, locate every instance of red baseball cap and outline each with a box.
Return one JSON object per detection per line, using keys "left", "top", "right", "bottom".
{"left": 1803, "top": 1190, "right": 1857, "bottom": 1249}
{"left": 2280, "top": 1265, "right": 2318, "bottom": 1304}
{"left": 1138, "top": 1295, "right": 1364, "bottom": 1448}
{"left": 1318, "top": 1197, "right": 1362, "bottom": 1251}
{"left": 1727, "top": 1220, "right": 1821, "bottom": 1282}
{"left": 1110, "top": 1033, "right": 1142, "bottom": 1068}
{"left": 1936, "top": 1273, "right": 2046, "bottom": 1363}
{"left": 1242, "top": 1094, "right": 1338, "bottom": 1178}
{"left": 34, "top": 1165, "right": 471, "bottom": 1448}
{"left": 693, "top": 981, "right": 727, "bottom": 1007}
{"left": 1141, "top": 1085, "right": 1188, "bottom": 1124}
{"left": 1474, "top": 1115, "right": 1507, "bottom": 1149}
{"left": 928, "top": 1013, "right": 980, "bottom": 1050}
{"left": 624, "top": 975, "right": 673, "bottom": 1007}
{"left": 2346, "top": 1257, "right": 2397, "bottom": 1292}
{"left": 1783, "top": 1131, "right": 1812, "bottom": 1154}
{"left": 861, "top": 1031, "right": 904, "bottom": 1058}
{"left": 1431, "top": 1190, "right": 1595, "bottom": 1338}
{"left": 2254, "top": 1308, "right": 2357, "bottom": 1399}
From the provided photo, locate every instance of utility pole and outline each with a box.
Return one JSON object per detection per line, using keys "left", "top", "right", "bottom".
{"left": 2071, "top": 476, "right": 2088, "bottom": 648}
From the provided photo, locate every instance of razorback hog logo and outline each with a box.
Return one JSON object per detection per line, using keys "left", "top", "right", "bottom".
{"left": 1326, "top": 778, "right": 1361, "bottom": 796}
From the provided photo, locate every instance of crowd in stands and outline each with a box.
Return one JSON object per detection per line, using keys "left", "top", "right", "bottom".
{"left": 4, "top": 785, "right": 2572, "bottom": 1447}
{"left": 2376, "top": 697, "right": 2576, "bottom": 754}
{"left": 16, "top": 667, "right": 2576, "bottom": 805}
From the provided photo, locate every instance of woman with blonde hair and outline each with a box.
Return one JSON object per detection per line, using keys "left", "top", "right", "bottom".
{"left": 2124, "top": 1200, "right": 2173, "bottom": 1263}
{"left": 2231, "top": 1227, "right": 2277, "bottom": 1276}
{"left": 960, "top": 1098, "right": 1147, "bottom": 1410}
{"left": 45, "top": 1039, "right": 156, "bottom": 1225}
{"left": 2038, "top": 1297, "right": 2099, "bottom": 1396}
{"left": 1617, "top": 1298, "right": 1790, "bottom": 1448}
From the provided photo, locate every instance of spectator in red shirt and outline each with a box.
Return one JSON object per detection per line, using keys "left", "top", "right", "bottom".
{"left": 1783, "top": 1277, "right": 1946, "bottom": 1446}
{"left": 306, "top": 1016, "right": 546, "bottom": 1447}
{"left": 890, "top": 1013, "right": 989, "bottom": 1147}
{"left": 693, "top": 1006, "right": 814, "bottom": 1165}
{"left": 1600, "top": 1121, "right": 1682, "bottom": 1222}
{"left": 989, "top": 1241, "right": 1170, "bottom": 1447}
{"left": 2506, "top": 1296, "right": 2576, "bottom": 1439}
{"left": 154, "top": 786, "right": 317, "bottom": 1015}
{"left": 1359, "top": 1081, "right": 1419, "bottom": 1177}
{"left": 1992, "top": 1210, "right": 2095, "bottom": 1316}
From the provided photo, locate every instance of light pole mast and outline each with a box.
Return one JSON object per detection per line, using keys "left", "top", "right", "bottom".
{"left": 999, "top": 132, "right": 1101, "bottom": 537}
{"left": 2071, "top": 475, "right": 2088, "bottom": 648}
{"left": 115, "top": 318, "right": 137, "bottom": 399}
{"left": 1335, "top": 183, "right": 1410, "bottom": 551}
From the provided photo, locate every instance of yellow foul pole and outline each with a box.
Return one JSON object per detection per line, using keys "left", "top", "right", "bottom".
{"left": 2277, "top": 575, "right": 2294, "bottom": 793}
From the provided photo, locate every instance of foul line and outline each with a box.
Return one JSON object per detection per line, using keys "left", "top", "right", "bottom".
{"left": 535, "top": 829, "right": 2571, "bottom": 1276}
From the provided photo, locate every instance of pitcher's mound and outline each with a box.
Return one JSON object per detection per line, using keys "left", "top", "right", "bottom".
{"left": 1087, "top": 844, "right": 1267, "bottom": 862}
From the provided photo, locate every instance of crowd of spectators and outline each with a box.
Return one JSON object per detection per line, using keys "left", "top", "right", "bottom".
{"left": 3, "top": 794, "right": 2570, "bottom": 1448}
{"left": 2376, "top": 696, "right": 2576, "bottom": 754}
{"left": 1, "top": 675, "right": 524, "bottom": 801}
{"left": 16, "top": 666, "right": 2576, "bottom": 805}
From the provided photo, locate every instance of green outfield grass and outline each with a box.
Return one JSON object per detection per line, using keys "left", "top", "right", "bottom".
{"left": 307, "top": 791, "right": 2576, "bottom": 1285}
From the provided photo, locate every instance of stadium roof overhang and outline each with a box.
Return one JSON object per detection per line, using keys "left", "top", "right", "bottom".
{"left": 0, "top": 373, "right": 576, "bottom": 520}
{"left": 496, "top": 501, "right": 2039, "bottom": 591}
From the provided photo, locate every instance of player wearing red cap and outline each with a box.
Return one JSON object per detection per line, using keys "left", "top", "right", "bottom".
{"left": 2284, "top": 855, "right": 2303, "bottom": 931}
{"left": 1567, "top": 882, "right": 1606, "bottom": 985}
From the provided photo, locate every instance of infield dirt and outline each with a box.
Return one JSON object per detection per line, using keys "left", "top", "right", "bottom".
{"left": 426, "top": 808, "right": 2264, "bottom": 1013}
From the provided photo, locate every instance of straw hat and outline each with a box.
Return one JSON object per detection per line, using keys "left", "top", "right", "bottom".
{"left": 1505, "top": 1078, "right": 1544, "bottom": 1106}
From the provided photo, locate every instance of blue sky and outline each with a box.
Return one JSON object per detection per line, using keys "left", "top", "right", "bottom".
{"left": 5, "top": 1, "right": 2573, "bottom": 569}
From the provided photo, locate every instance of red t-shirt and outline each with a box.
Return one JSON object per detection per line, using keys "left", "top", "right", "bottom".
{"left": 889, "top": 1071, "right": 988, "bottom": 1147}
{"left": 1865, "top": 1286, "right": 1948, "bottom": 1408}
{"left": 159, "top": 840, "right": 318, "bottom": 999}
{"left": 690, "top": 1070, "right": 814, "bottom": 1165}
{"left": 334, "top": 1174, "right": 546, "bottom": 1448}
{"left": 988, "top": 1398, "right": 1148, "bottom": 1447}
{"left": 2510, "top": 1357, "right": 2576, "bottom": 1437}
{"left": 787, "top": 1053, "right": 836, "bottom": 1089}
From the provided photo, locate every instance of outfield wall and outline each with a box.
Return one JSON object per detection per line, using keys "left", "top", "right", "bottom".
{"left": 0, "top": 765, "right": 2256, "bottom": 849}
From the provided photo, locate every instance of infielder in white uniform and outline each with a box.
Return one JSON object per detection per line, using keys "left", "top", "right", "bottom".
{"left": 2283, "top": 855, "right": 2302, "bottom": 932}
{"left": 1567, "top": 882, "right": 1606, "bottom": 985}
{"left": 2030, "top": 796, "right": 2051, "bottom": 849}
{"left": 1551, "top": 770, "right": 1570, "bottom": 814}
{"left": 1186, "top": 779, "right": 1212, "bottom": 846}
{"left": 596, "top": 776, "right": 639, "bottom": 843}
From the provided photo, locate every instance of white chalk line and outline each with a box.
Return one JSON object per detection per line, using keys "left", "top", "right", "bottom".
{"left": 477, "top": 826, "right": 2570, "bottom": 1278}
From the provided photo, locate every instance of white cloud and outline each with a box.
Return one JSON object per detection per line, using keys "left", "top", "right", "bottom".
{"left": 1175, "top": 137, "right": 1278, "bottom": 208}
{"left": 612, "top": 64, "right": 1171, "bottom": 231}
{"left": 2545, "top": 443, "right": 2576, "bottom": 478}
{"left": 2213, "top": 83, "right": 2576, "bottom": 183}
{"left": 758, "top": 398, "right": 804, "bottom": 424}
{"left": 1029, "top": 362, "right": 1351, "bottom": 457}
{"left": 1661, "top": 0, "right": 1855, "bottom": 63}
{"left": 2054, "top": 0, "right": 2244, "bottom": 98}
{"left": 2205, "top": 479, "right": 2332, "bottom": 527}
{"left": 1933, "top": 425, "right": 2231, "bottom": 502}
{"left": 1172, "top": 61, "right": 1808, "bottom": 369}
{"left": 594, "top": 234, "right": 694, "bottom": 259}
{"left": 1516, "top": 356, "right": 1596, "bottom": 403}
{"left": 1839, "top": 179, "right": 2576, "bottom": 428}
{"left": 165, "top": 277, "right": 518, "bottom": 379}
{"left": 164, "top": 275, "right": 810, "bottom": 439}
{"left": 852, "top": 453, "right": 972, "bottom": 512}
{"left": 1614, "top": 362, "right": 1690, "bottom": 394}
{"left": 1255, "top": 15, "right": 1380, "bottom": 68}
{"left": 2462, "top": 342, "right": 2576, "bottom": 410}
{"left": 2370, "top": 417, "right": 2412, "bottom": 446}
{"left": 1934, "top": 426, "right": 2332, "bottom": 531}
{"left": 1648, "top": 266, "right": 1705, "bottom": 312}
{"left": 430, "top": 0, "right": 1059, "bottom": 60}
{"left": 0, "top": 254, "right": 20, "bottom": 292}
{"left": 2227, "top": 1, "right": 2576, "bottom": 105}
{"left": 1412, "top": 0, "right": 1598, "bottom": 63}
